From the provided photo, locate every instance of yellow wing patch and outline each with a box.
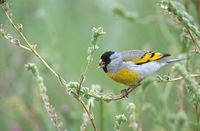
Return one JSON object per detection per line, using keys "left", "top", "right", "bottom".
{"left": 132, "top": 52, "right": 151, "bottom": 64}
{"left": 106, "top": 68, "right": 140, "bottom": 86}
{"left": 149, "top": 52, "right": 163, "bottom": 61}
{"left": 132, "top": 52, "right": 170, "bottom": 65}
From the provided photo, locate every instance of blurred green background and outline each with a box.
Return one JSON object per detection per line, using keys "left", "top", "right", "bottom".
{"left": 0, "top": 0, "right": 200, "bottom": 131}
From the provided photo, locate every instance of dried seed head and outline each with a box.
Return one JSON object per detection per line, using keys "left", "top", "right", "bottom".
{"left": 17, "top": 24, "right": 23, "bottom": 32}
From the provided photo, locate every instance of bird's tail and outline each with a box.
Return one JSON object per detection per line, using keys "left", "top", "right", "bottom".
{"left": 166, "top": 57, "right": 186, "bottom": 63}
{"left": 160, "top": 54, "right": 186, "bottom": 64}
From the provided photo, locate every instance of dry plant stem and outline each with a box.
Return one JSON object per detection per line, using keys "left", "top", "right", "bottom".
{"left": 186, "top": 28, "right": 200, "bottom": 52}
{"left": 160, "top": 0, "right": 200, "bottom": 39}
{"left": 25, "top": 63, "right": 64, "bottom": 130}
{"left": 1, "top": 2, "right": 199, "bottom": 101}
{"left": 158, "top": 73, "right": 200, "bottom": 82}
{"left": 99, "top": 100, "right": 104, "bottom": 131}
{"left": 78, "top": 73, "right": 86, "bottom": 97}
{"left": 109, "top": 87, "right": 136, "bottom": 101}
{"left": 196, "top": 0, "right": 200, "bottom": 24}
{"left": 16, "top": 44, "right": 31, "bottom": 51}
{"left": 77, "top": 59, "right": 93, "bottom": 96}
{"left": 91, "top": 75, "right": 200, "bottom": 102}
{"left": 0, "top": 25, "right": 31, "bottom": 51}
{"left": 67, "top": 73, "right": 200, "bottom": 102}
{"left": 177, "top": 80, "right": 184, "bottom": 112}
{"left": 76, "top": 96, "right": 98, "bottom": 131}
{"left": 77, "top": 53, "right": 93, "bottom": 96}
{"left": 2, "top": 0, "right": 199, "bottom": 103}
{"left": 77, "top": 32, "right": 100, "bottom": 96}
{"left": 194, "top": 104, "right": 200, "bottom": 124}
{"left": 1, "top": 6, "right": 59, "bottom": 78}
{"left": 1, "top": 5, "right": 98, "bottom": 131}
{"left": 181, "top": 0, "right": 188, "bottom": 8}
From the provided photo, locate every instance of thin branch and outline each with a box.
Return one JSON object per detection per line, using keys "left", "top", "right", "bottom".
{"left": 63, "top": 73, "right": 200, "bottom": 103}
{"left": 77, "top": 27, "right": 105, "bottom": 96}
{"left": 99, "top": 100, "right": 104, "bottom": 131}
{"left": 25, "top": 63, "right": 65, "bottom": 131}
{"left": 195, "top": 0, "right": 200, "bottom": 24}
{"left": 177, "top": 80, "right": 185, "bottom": 113}
{"left": 1, "top": 4, "right": 98, "bottom": 131}
{"left": 1, "top": 0, "right": 200, "bottom": 105}
{"left": 157, "top": 73, "right": 200, "bottom": 82}
{"left": 107, "top": 87, "right": 136, "bottom": 101}
{"left": 186, "top": 28, "right": 200, "bottom": 52}
{"left": 77, "top": 96, "right": 98, "bottom": 131}
{"left": 1, "top": 5, "right": 59, "bottom": 78}
{"left": 159, "top": 0, "right": 200, "bottom": 39}
{"left": 0, "top": 25, "right": 31, "bottom": 51}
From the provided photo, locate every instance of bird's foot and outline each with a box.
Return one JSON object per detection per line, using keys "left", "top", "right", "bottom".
{"left": 120, "top": 86, "right": 132, "bottom": 98}
{"left": 120, "top": 83, "right": 141, "bottom": 98}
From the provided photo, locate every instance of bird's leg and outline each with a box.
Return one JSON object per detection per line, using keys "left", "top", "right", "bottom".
{"left": 120, "top": 82, "right": 141, "bottom": 98}
{"left": 120, "top": 87, "right": 131, "bottom": 98}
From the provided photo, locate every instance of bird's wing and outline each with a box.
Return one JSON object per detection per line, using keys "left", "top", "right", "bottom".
{"left": 120, "top": 50, "right": 171, "bottom": 65}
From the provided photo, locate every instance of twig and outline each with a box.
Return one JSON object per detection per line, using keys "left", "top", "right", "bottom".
{"left": 1, "top": 0, "right": 200, "bottom": 103}
{"left": 99, "top": 99, "right": 104, "bottom": 131}
{"left": 63, "top": 72, "right": 200, "bottom": 103}
{"left": 174, "top": 63, "right": 200, "bottom": 124}
{"left": 77, "top": 96, "right": 97, "bottom": 131}
{"left": 157, "top": 73, "right": 200, "bottom": 82}
{"left": 195, "top": 0, "right": 200, "bottom": 24}
{"left": 77, "top": 27, "right": 105, "bottom": 97}
{"left": 186, "top": 28, "right": 200, "bottom": 52}
{"left": 80, "top": 96, "right": 95, "bottom": 131}
{"left": 1, "top": 4, "right": 98, "bottom": 131}
{"left": 25, "top": 63, "right": 65, "bottom": 131}
{"left": 159, "top": 0, "right": 200, "bottom": 39}
{"left": 177, "top": 80, "right": 184, "bottom": 112}
{"left": 0, "top": 25, "right": 31, "bottom": 51}
{"left": 1, "top": 5, "right": 59, "bottom": 78}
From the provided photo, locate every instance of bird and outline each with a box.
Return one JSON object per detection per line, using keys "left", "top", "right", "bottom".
{"left": 98, "top": 50, "right": 184, "bottom": 96}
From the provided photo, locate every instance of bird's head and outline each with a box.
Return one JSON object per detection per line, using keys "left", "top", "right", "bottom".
{"left": 99, "top": 51, "right": 115, "bottom": 72}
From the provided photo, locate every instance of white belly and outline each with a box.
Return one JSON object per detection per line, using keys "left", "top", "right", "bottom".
{"left": 127, "top": 61, "right": 166, "bottom": 78}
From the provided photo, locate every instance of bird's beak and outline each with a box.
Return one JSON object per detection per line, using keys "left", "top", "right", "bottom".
{"left": 98, "top": 59, "right": 105, "bottom": 68}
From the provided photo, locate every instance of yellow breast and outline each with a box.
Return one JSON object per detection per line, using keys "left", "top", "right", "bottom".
{"left": 106, "top": 68, "right": 140, "bottom": 86}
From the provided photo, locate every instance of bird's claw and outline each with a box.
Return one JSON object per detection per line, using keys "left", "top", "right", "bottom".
{"left": 120, "top": 87, "right": 131, "bottom": 98}
{"left": 120, "top": 83, "right": 141, "bottom": 98}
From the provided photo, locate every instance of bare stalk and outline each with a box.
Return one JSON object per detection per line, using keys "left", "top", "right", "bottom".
{"left": 1, "top": 4, "right": 98, "bottom": 131}
{"left": 99, "top": 100, "right": 104, "bottom": 131}
{"left": 186, "top": 28, "right": 200, "bottom": 52}
{"left": 157, "top": 73, "right": 200, "bottom": 82}
{"left": 1, "top": 5, "right": 59, "bottom": 78}
{"left": 196, "top": 0, "right": 200, "bottom": 24}
{"left": 77, "top": 96, "right": 98, "bottom": 131}
{"left": 77, "top": 27, "right": 105, "bottom": 96}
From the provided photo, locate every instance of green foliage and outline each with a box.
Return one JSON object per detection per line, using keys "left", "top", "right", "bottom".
{"left": 0, "top": 0, "right": 200, "bottom": 131}
{"left": 159, "top": 0, "right": 200, "bottom": 39}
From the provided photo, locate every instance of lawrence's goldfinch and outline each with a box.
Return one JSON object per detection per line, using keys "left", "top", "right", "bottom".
{"left": 99, "top": 50, "right": 184, "bottom": 90}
